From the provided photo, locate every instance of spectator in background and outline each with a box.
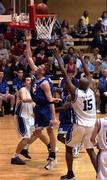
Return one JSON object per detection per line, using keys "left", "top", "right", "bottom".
{"left": 101, "top": 55, "right": 107, "bottom": 70}
{"left": 0, "top": 0, "right": 6, "bottom": 15}
{"left": 4, "top": 26, "right": 14, "bottom": 44}
{"left": 61, "top": 20, "right": 70, "bottom": 32}
{"left": 35, "top": 49, "right": 48, "bottom": 66}
{"left": 11, "top": 40, "right": 26, "bottom": 56}
{"left": 61, "top": 28, "right": 74, "bottom": 49}
{"left": 90, "top": 47, "right": 102, "bottom": 63}
{"left": 99, "top": 68, "right": 107, "bottom": 114}
{"left": 84, "top": 55, "right": 94, "bottom": 73}
{"left": 0, "top": 58, "right": 11, "bottom": 80}
{"left": 81, "top": 10, "right": 89, "bottom": 26}
{"left": 0, "top": 42, "right": 9, "bottom": 60}
{"left": 10, "top": 56, "right": 24, "bottom": 76}
{"left": 93, "top": 18, "right": 105, "bottom": 36}
{"left": 63, "top": 47, "right": 76, "bottom": 65}
{"left": 101, "top": 11, "right": 107, "bottom": 30}
{"left": 92, "top": 17, "right": 107, "bottom": 57}
{"left": 51, "top": 52, "right": 64, "bottom": 77}
{"left": 91, "top": 30, "right": 107, "bottom": 57}
{"left": 0, "top": 70, "right": 15, "bottom": 116}
{"left": 18, "top": 50, "right": 28, "bottom": 72}
{"left": 65, "top": 55, "right": 77, "bottom": 78}
{"left": 12, "top": 69, "right": 24, "bottom": 93}
{"left": 55, "top": 38, "right": 64, "bottom": 52}
{"left": 74, "top": 18, "right": 88, "bottom": 38}
{"left": 33, "top": 40, "right": 52, "bottom": 64}
{"left": 0, "top": 33, "right": 11, "bottom": 50}
{"left": 93, "top": 59, "right": 102, "bottom": 79}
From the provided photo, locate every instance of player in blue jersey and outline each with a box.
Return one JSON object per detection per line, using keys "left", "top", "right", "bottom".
{"left": 56, "top": 77, "right": 80, "bottom": 158}
{"left": 25, "top": 31, "right": 58, "bottom": 170}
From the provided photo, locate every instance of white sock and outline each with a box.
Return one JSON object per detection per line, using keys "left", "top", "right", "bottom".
{"left": 10, "top": 107, "right": 13, "bottom": 111}
{"left": 24, "top": 144, "right": 29, "bottom": 150}
{"left": 12, "top": 153, "right": 19, "bottom": 158}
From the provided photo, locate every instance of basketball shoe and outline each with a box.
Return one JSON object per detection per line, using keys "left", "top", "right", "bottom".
{"left": 44, "top": 157, "right": 57, "bottom": 170}
{"left": 11, "top": 157, "right": 25, "bottom": 165}
{"left": 60, "top": 173, "right": 75, "bottom": 180}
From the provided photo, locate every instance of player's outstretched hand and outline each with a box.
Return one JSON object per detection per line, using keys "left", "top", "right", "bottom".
{"left": 50, "top": 119, "right": 58, "bottom": 128}
{"left": 25, "top": 30, "right": 32, "bottom": 42}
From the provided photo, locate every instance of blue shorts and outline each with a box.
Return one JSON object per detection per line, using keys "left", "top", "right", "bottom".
{"left": 58, "top": 124, "right": 71, "bottom": 134}
{"left": 34, "top": 105, "right": 52, "bottom": 128}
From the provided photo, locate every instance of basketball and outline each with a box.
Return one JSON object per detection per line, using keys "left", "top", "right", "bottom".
{"left": 36, "top": 3, "right": 48, "bottom": 14}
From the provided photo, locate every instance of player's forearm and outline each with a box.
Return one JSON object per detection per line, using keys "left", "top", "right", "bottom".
{"left": 80, "top": 58, "right": 90, "bottom": 77}
{"left": 26, "top": 41, "right": 37, "bottom": 72}
{"left": 50, "top": 104, "right": 56, "bottom": 120}
{"left": 57, "top": 58, "right": 75, "bottom": 96}
{"left": 26, "top": 40, "right": 32, "bottom": 58}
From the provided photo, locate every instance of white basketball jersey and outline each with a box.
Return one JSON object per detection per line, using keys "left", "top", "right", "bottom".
{"left": 98, "top": 117, "right": 107, "bottom": 150}
{"left": 71, "top": 88, "right": 96, "bottom": 127}
{"left": 18, "top": 87, "right": 34, "bottom": 118}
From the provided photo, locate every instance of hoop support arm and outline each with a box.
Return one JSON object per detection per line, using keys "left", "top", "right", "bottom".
{"left": 28, "top": 4, "right": 36, "bottom": 29}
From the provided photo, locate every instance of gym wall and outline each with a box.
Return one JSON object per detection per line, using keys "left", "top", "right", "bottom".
{"left": 4, "top": 0, "right": 106, "bottom": 24}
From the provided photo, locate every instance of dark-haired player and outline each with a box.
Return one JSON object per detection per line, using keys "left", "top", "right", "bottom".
{"left": 53, "top": 49, "right": 97, "bottom": 180}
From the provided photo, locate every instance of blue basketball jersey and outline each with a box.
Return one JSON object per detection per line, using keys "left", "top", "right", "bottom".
{"left": 30, "top": 76, "right": 54, "bottom": 128}
{"left": 58, "top": 78, "right": 76, "bottom": 132}
{"left": 30, "top": 76, "right": 54, "bottom": 105}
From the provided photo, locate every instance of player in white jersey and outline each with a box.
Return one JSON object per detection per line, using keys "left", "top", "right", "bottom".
{"left": 91, "top": 114, "right": 107, "bottom": 180}
{"left": 11, "top": 77, "right": 51, "bottom": 165}
{"left": 53, "top": 49, "right": 97, "bottom": 180}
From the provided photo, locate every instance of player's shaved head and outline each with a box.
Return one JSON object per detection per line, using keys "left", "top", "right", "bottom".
{"left": 78, "top": 77, "right": 90, "bottom": 90}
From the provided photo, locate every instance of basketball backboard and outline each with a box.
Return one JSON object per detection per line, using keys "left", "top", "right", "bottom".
{"left": 0, "top": 15, "right": 12, "bottom": 22}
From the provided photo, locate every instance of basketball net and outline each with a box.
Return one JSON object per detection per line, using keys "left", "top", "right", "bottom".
{"left": 36, "top": 15, "right": 56, "bottom": 39}
{"left": 8, "top": 1, "right": 56, "bottom": 40}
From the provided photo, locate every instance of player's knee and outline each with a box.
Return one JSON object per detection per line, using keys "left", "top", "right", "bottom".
{"left": 22, "top": 138, "right": 30, "bottom": 144}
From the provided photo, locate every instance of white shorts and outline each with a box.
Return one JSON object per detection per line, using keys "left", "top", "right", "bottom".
{"left": 66, "top": 124, "right": 94, "bottom": 149}
{"left": 97, "top": 151, "right": 107, "bottom": 180}
{"left": 15, "top": 115, "right": 35, "bottom": 138}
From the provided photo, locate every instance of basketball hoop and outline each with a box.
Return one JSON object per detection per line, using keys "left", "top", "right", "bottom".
{"left": 8, "top": 0, "right": 56, "bottom": 39}
{"left": 36, "top": 14, "right": 56, "bottom": 39}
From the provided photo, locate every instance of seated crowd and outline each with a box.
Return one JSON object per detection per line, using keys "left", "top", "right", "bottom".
{"left": 0, "top": 10, "right": 107, "bottom": 116}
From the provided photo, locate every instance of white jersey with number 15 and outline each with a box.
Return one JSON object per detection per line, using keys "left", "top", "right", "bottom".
{"left": 71, "top": 88, "right": 96, "bottom": 127}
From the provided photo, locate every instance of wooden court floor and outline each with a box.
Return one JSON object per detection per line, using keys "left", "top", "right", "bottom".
{"left": 0, "top": 114, "right": 105, "bottom": 180}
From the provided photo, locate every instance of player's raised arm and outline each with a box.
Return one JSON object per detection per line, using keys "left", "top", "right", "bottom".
{"left": 52, "top": 49, "right": 76, "bottom": 100}
{"left": 78, "top": 51, "right": 91, "bottom": 81}
{"left": 25, "top": 31, "right": 38, "bottom": 72}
